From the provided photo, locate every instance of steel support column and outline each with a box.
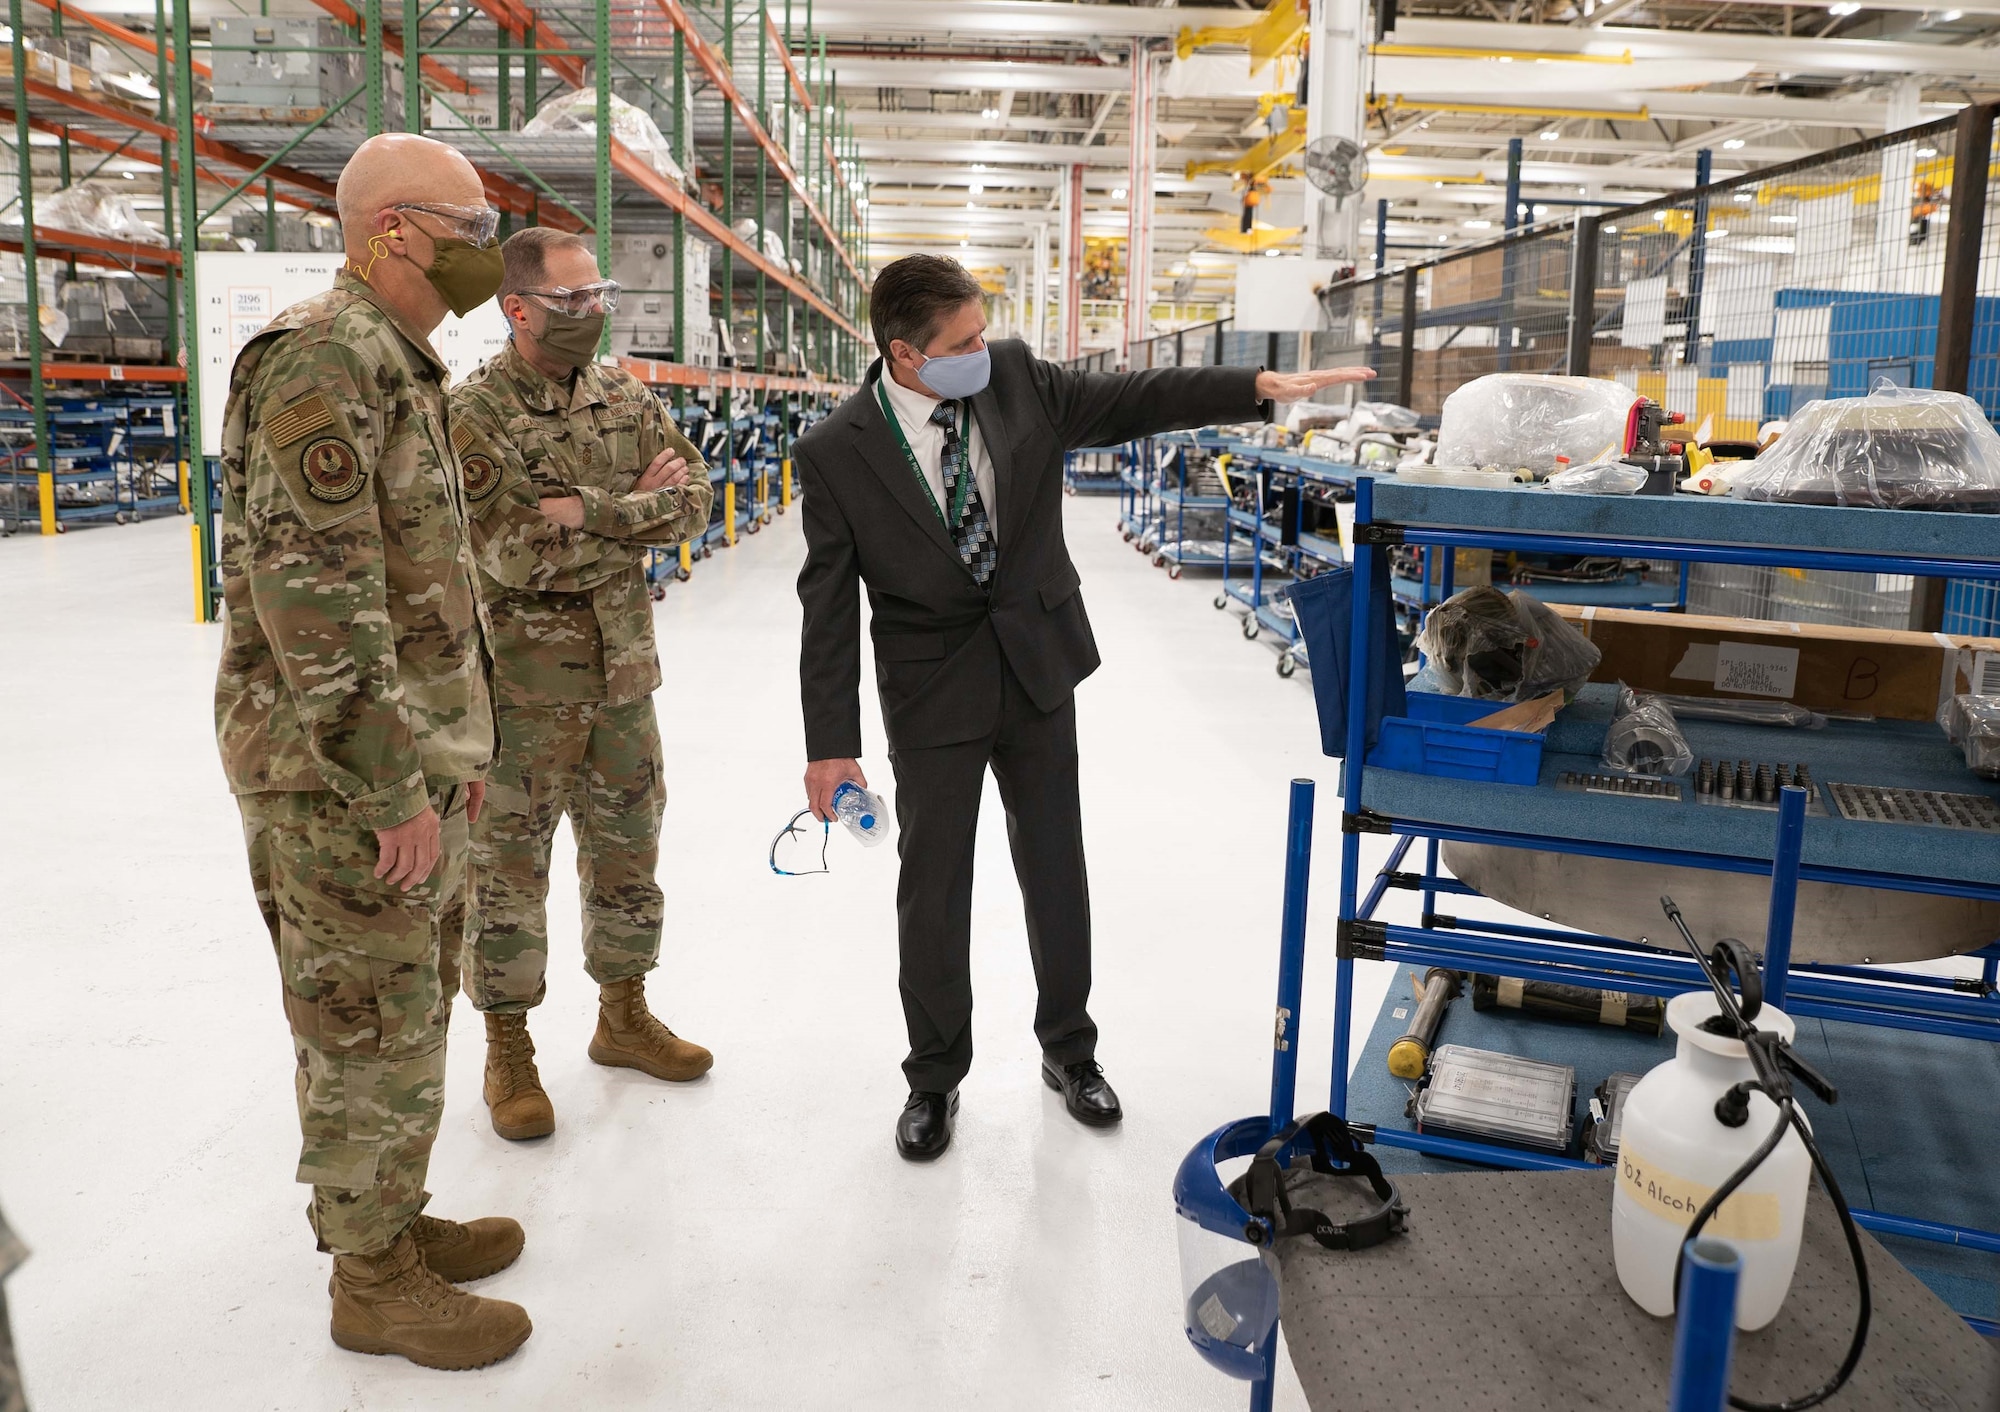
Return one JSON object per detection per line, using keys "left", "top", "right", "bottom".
{"left": 10, "top": 0, "right": 49, "bottom": 537}
{"left": 1122, "top": 37, "right": 1155, "bottom": 359}
{"left": 1566, "top": 212, "right": 1601, "bottom": 377}
{"left": 403, "top": 0, "right": 422, "bottom": 131}
{"left": 1061, "top": 162, "right": 1083, "bottom": 360}
{"left": 173, "top": 0, "right": 210, "bottom": 615}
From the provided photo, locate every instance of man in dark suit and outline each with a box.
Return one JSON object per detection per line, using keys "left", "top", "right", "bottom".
{"left": 796, "top": 254, "right": 1373, "bottom": 1160}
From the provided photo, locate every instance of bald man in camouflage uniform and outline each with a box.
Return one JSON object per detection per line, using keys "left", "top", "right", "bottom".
{"left": 453, "top": 228, "right": 715, "bottom": 1142}
{"left": 216, "top": 133, "right": 531, "bottom": 1369}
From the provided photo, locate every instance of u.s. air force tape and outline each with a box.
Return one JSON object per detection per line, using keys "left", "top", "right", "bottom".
{"left": 299, "top": 436, "right": 367, "bottom": 503}
{"left": 462, "top": 452, "right": 500, "bottom": 500}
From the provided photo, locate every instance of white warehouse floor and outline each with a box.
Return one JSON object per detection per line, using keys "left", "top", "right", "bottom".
{"left": 0, "top": 496, "right": 1419, "bottom": 1411}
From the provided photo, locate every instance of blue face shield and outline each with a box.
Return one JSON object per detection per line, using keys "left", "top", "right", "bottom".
{"left": 914, "top": 344, "right": 992, "bottom": 399}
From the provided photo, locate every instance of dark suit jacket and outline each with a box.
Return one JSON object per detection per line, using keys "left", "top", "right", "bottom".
{"left": 795, "top": 339, "right": 1268, "bottom": 758}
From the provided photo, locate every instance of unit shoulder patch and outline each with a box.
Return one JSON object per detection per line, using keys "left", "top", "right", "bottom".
{"left": 462, "top": 452, "right": 501, "bottom": 500}
{"left": 266, "top": 391, "right": 336, "bottom": 448}
{"left": 299, "top": 436, "right": 367, "bottom": 503}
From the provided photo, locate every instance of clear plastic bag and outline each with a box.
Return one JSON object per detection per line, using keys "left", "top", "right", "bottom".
{"left": 6, "top": 180, "right": 166, "bottom": 246}
{"left": 1730, "top": 381, "right": 2000, "bottom": 510}
{"left": 1601, "top": 685, "right": 1694, "bottom": 777}
{"left": 1414, "top": 586, "right": 1602, "bottom": 702}
{"left": 1656, "top": 694, "right": 1826, "bottom": 729}
{"left": 1547, "top": 460, "right": 1649, "bottom": 495}
{"left": 522, "top": 90, "right": 685, "bottom": 185}
{"left": 1942, "top": 694, "right": 2000, "bottom": 777}
{"left": 1433, "top": 375, "right": 1637, "bottom": 480}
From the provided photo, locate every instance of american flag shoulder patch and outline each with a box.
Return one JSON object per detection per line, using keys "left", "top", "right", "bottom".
{"left": 266, "top": 392, "right": 335, "bottom": 449}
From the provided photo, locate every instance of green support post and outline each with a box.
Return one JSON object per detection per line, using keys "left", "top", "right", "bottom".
{"left": 524, "top": 19, "right": 540, "bottom": 123}
{"left": 757, "top": 0, "right": 767, "bottom": 375}
{"left": 594, "top": 0, "right": 611, "bottom": 355}
{"left": 497, "top": 23, "right": 510, "bottom": 132}
{"left": 404, "top": 0, "right": 422, "bottom": 132}
{"left": 10, "top": 0, "right": 49, "bottom": 539}
{"left": 783, "top": 0, "right": 794, "bottom": 375}
{"left": 264, "top": 178, "right": 277, "bottom": 251}
{"left": 153, "top": 0, "right": 176, "bottom": 362}
{"left": 672, "top": 26, "right": 685, "bottom": 401}
{"left": 722, "top": 0, "right": 736, "bottom": 520}
{"left": 365, "top": 0, "right": 385, "bottom": 132}
{"left": 172, "top": 0, "right": 211, "bottom": 615}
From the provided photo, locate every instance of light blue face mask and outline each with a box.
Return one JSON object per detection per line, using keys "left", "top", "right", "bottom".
{"left": 914, "top": 344, "right": 992, "bottom": 399}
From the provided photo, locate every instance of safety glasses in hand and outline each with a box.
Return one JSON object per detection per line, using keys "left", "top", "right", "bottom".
{"left": 769, "top": 810, "right": 833, "bottom": 876}
{"left": 391, "top": 201, "right": 502, "bottom": 249}
{"left": 524, "top": 280, "right": 622, "bottom": 317}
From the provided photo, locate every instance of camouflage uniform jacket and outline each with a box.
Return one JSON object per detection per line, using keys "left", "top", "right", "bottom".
{"left": 450, "top": 341, "right": 712, "bottom": 708}
{"left": 214, "top": 269, "right": 495, "bottom": 831}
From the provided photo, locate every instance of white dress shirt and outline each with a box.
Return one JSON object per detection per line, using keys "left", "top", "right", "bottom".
{"left": 878, "top": 368, "right": 999, "bottom": 544}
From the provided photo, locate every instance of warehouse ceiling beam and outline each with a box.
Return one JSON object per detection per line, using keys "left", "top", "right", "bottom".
{"left": 779, "top": 2, "right": 1250, "bottom": 39}
{"left": 651, "top": 0, "right": 864, "bottom": 287}
{"left": 1385, "top": 86, "right": 1954, "bottom": 127}
{"left": 308, "top": 0, "right": 479, "bottom": 96}
{"left": 1174, "top": 0, "right": 1307, "bottom": 74}
{"left": 1388, "top": 16, "right": 2000, "bottom": 80}
{"left": 823, "top": 56, "right": 1131, "bottom": 94}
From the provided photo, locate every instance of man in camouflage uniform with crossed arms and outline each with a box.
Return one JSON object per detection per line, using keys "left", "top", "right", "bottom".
{"left": 214, "top": 133, "right": 531, "bottom": 1370}
{"left": 452, "top": 227, "right": 714, "bottom": 1141}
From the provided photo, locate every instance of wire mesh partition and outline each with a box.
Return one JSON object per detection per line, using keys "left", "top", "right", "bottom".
{"left": 1580, "top": 116, "right": 1959, "bottom": 442}
{"left": 1309, "top": 268, "right": 1411, "bottom": 405}
{"left": 1409, "top": 228, "right": 1575, "bottom": 417}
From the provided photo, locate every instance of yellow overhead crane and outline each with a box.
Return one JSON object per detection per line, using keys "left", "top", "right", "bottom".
{"left": 1175, "top": 0, "right": 1309, "bottom": 76}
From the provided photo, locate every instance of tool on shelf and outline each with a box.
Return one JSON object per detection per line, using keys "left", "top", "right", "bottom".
{"left": 1386, "top": 968, "right": 1462, "bottom": 1080}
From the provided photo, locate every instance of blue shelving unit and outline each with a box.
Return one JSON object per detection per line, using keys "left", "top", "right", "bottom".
{"left": 1329, "top": 477, "right": 2000, "bottom": 1276}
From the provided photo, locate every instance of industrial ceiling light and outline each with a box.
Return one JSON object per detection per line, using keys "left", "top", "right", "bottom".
{"left": 1734, "top": 191, "right": 1754, "bottom": 202}
{"left": 1722, "top": 138, "right": 1745, "bottom": 150}
{"left": 1771, "top": 213, "right": 1796, "bottom": 223}
{"left": 1942, "top": 7, "right": 1964, "bottom": 18}
{"left": 1113, "top": 186, "right": 1127, "bottom": 199}
{"left": 969, "top": 181, "right": 984, "bottom": 194}
{"left": 981, "top": 107, "right": 1000, "bottom": 120}
{"left": 965, "top": 201, "right": 975, "bottom": 209}
{"left": 1827, "top": 2, "right": 1859, "bottom": 13}
{"left": 960, "top": 238, "right": 969, "bottom": 247}
{"left": 1533, "top": 203, "right": 1548, "bottom": 215}
{"left": 1706, "top": 227, "right": 1729, "bottom": 239}
{"left": 1603, "top": 224, "right": 1617, "bottom": 233}
{"left": 1464, "top": 218, "right": 1492, "bottom": 229}
{"left": 1539, "top": 130, "right": 1560, "bottom": 141}
{"left": 1916, "top": 146, "right": 1939, "bottom": 157}
{"left": 858, "top": 198, "right": 869, "bottom": 208}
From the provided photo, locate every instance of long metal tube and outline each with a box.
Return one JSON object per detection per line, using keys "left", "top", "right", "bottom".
{"left": 1268, "top": 779, "right": 1316, "bottom": 1133}
{"left": 1332, "top": 474, "right": 1378, "bottom": 1120}
{"left": 9, "top": 0, "right": 47, "bottom": 540}
{"left": 1669, "top": 1240, "right": 1743, "bottom": 1412}
{"left": 172, "top": 0, "right": 209, "bottom": 615}
{"left": 1761, "top": 786, "right": 1807, "bottom": 1010}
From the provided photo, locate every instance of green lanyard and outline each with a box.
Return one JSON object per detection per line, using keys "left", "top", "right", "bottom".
{"left": 876, "top": 378, "right": 972, "bottom": 529}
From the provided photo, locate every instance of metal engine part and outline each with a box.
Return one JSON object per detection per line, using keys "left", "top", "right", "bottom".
{"left": 1440, "top": 841, "right": 2000, "bottom": 965}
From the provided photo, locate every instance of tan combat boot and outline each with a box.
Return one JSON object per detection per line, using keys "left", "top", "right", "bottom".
{"left": 587, "top": 975, "right": 713, "bottom": 1081}
{"left": 329, "top": 1228, "right": 532, "bottom": 1370}
{"left": 410, "top": 1212, "right": 525, "bottom": 1283}
{"left": 483, "top": 1011, "right": 556, "bottom": 1140}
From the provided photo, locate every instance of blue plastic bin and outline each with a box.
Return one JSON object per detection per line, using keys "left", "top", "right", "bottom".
{"left": 1366, "top": 692, "right": 1545, "bottom": 785}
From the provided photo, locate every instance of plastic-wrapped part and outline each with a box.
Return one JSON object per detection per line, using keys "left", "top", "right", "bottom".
{"left": 522, "top": 90, "right": 686, "bottom": 185}
{"left": 5, "top": 180, "right": 166, "bottom": 246}
{"left": 1601, "top": 685, "right": 1694, "bottom": 777}
{"left": 1413, "top": 586, "right": 1602, "bottom": 702}
{"left": 1547, "top": 460, "right": 1649, "bottom": 495}
{"left": 1433, "top": 374, "right": 1639, "bottom": 479}
{"left": 1655, "top": 694, "right": 1827, "bottom": 730}
{"left": 1729, "top": 382, "right": 2000, "bottom": 510}
{"left": 1943, "top": 694, "right": 2000, "bottom": 777}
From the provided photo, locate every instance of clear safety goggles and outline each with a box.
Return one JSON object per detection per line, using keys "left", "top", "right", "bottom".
{"left": 390, "top": 201, "right": 502, "bottom": 249}
{"left": 769, "top": 809, "right": 831, "bottom": 876}
{"left": 522, "top": 280, "right": 622, "bottom": 317}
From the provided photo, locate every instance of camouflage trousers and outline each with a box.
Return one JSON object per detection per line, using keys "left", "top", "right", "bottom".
{"left": 238, "top": 786, "right": 469, "bottom": 1257}
{"left": 469, "top": 697, "right": 665, "bottom": 1012}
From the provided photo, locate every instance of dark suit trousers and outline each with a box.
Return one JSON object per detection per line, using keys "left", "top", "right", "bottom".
{"left": 886, "top": 662, "right": 1097, "bottom": 1093}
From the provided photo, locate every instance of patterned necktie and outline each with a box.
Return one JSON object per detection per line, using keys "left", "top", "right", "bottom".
{"left": 929, "top": 399, "right": 995, "bottom": 586}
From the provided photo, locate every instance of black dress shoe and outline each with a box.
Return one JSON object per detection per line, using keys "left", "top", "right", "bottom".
{"left": 1042, "top": 1058, "right": 1123, "bottom": 1127}
{"left": 895, "top": 1089, "right": 959, "bottom": 1161}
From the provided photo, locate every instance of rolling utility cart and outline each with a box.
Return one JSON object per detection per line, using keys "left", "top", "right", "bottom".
{"left": 1177, "top": 476, "right": 2000, "bottom": 1410}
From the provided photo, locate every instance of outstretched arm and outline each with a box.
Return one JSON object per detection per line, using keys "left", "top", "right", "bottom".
{"left": 1026, "top": 349, "right": 1377, "bottom": 450}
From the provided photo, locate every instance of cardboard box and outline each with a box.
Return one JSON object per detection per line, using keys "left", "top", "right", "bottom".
{"left": 1551, "top": 605, "right": 2000, "bottom": 722}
